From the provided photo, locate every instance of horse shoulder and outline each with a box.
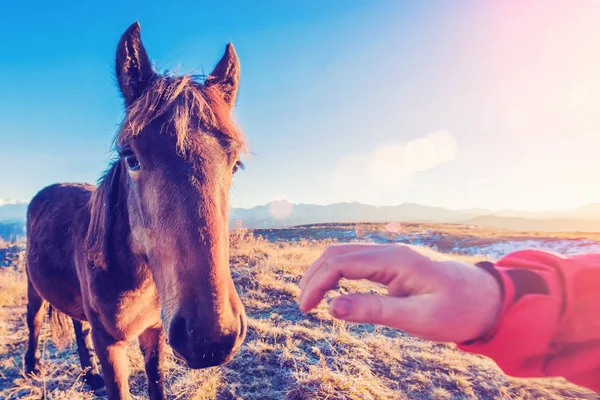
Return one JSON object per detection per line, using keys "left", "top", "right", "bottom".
{"left": 82, "top": 260, "right": 162, "bottom": 341}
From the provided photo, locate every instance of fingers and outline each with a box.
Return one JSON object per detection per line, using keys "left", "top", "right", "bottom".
{"left": 298, "top": 248, "right": 403, "bottom": 312}
{"left": 299, "top": 243, "right": 385, "bottom": 290}
{"left": 328, "top": 293, "right": 432, "bottom": 333}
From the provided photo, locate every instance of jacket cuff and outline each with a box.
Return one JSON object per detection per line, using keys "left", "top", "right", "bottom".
{"left": 460, "top": 261, "right": 513, "bottom": 345}
{"left": 457, "top": 258, "right": 563, "bottom": 375}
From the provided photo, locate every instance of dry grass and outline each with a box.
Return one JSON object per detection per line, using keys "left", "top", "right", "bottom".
{"left": 0, "top": 229, "right": 598, "bottom": 399}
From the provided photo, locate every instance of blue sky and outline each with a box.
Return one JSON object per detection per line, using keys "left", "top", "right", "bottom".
{"left": 2, "top": 1, "right": 600, "bottom": 211}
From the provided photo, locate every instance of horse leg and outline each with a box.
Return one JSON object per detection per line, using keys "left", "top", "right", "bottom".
{"left": 91, "top": 325, "right": 131, "bottom": 400}
{"left": 24, "top": 281, "right": 46, "bottom": 375}
{"left": 138, "top": 326, "right": 166, "bottom": 400}
{"left": 73, "top": 319, "right": 105, "bottom": 390}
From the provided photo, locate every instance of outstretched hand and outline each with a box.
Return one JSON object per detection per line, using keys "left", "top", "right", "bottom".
{"left": 298, "top": 244, "right": 502, "bottom": 344}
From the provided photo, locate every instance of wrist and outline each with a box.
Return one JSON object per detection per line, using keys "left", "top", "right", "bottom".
{"left": 465, "top": 262, "right": 504, "bottom": 343}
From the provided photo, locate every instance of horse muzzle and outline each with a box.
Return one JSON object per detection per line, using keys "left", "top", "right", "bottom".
{"left": 167, "top": 312, "right": 247, "bottom": 369}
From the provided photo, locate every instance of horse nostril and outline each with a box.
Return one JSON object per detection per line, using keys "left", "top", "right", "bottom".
{"left": 239, "top": 314, "right": 247, "bottom": 339}
{"left": 168, "top": 315, "right": 188, "bottom": 351}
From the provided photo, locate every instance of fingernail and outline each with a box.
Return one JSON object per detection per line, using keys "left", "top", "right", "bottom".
{"left": 298, "top": 296, "right": 307, "bottom": 312}
{"left": 331, "top": 298, "right": 352, "bottom": 318}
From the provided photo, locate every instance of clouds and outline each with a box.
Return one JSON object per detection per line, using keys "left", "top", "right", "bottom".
{"left": 332, "top": 131, "right": 457, "bottom": 203}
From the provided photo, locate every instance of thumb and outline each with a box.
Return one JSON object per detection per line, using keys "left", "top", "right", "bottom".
{"left": 328, "top": 293, "right": 431, "bottom": 332}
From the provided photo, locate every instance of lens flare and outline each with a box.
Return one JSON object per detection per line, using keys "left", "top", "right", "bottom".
{"left": 268, "top": 200, "right": 293, "bottom": 220}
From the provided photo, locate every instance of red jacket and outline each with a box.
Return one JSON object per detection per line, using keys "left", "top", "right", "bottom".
{"left": 457, "top": 249, "right": 600, "bottom": 393}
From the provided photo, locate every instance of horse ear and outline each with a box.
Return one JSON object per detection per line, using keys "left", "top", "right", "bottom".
{"left": 116, "top": 21, "right": 156, "bottom": 106}
{"left": 205, "top": 43, "right": 240, "bottom": 108}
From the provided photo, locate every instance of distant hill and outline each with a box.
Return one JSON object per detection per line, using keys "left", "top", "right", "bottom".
{"left": 462, "top": 215, "right": 600, "bottom": 232}
{"left": 228, "top": 202, "right": 482, "bottom": 229}
{"left": 4, "top": 198, "right": 600, "bottom": 234}
{"left": 0, "top": 221, "right": 26, "bottom": 242}
{"left": 0, "top": 201, "right": 27, "bottom": 241}
{"left": 229, "top": 201, "right": 600, "bottom": 232}
{"left": 0, "top": 202, "right": 27, "bottom": 222}
{"left": 230, "top": 201, "right": 600, "bottom": 232}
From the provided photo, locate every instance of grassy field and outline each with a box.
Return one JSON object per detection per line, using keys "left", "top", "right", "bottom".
{"left": 0, "top": 228, "right": 598, "bottom": 399}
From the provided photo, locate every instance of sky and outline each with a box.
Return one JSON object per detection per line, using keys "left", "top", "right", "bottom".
{"left": 1, "top": 1, "right": 600, "bottom": 212}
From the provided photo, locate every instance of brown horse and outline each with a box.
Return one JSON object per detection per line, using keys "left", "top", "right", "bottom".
{"left": 24, "top": 22, "right": 247, "bottom": 400}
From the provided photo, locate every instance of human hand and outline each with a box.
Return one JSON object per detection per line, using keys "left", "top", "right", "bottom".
{"left": 298, "top": 243, "right": 502, "bottom": 343}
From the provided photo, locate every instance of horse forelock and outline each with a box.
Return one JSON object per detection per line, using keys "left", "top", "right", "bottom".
{"left": 116, "top": 75, "right": 247, "bottom": 155}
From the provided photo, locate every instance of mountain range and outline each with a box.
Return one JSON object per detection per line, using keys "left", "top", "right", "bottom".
{"left": 228, "top": 201, "right": 600, "bottom": 231}
{"left": 2, "top": 198, "right": 600, "bottom": 241}
{"left": 0, "top": 200, "right": 28, "bottom": 241}
{"left": 0, "top": 201, "right": 28, "bottom": 222}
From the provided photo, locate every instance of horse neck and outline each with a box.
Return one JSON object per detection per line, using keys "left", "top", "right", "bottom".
{"left": 110, "top": 183, "right": 152, "bottom": 282}
{"left": 89, "top": 161, "right": 151, "bottom": 283}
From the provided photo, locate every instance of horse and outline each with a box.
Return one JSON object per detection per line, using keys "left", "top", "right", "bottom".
{"left": 24, "top": 22, "right": 247, "bottom": 400}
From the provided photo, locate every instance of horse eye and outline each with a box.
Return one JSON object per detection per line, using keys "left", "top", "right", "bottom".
{"left": 232, "top": 161, "right": 244, "bottom": 175}
{"left": 124, "top": 153, "right": 140, "bottom": 171}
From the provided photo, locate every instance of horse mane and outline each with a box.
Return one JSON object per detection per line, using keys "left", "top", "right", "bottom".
{"left": 118, "top": 74, "right": 247, "bottom": 153}
{"left": 86, "top": 160, "right": 125, "bottom": 269}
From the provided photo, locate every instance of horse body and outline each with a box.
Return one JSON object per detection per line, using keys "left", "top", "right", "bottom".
{"left": 26, "top": 183, "right": 92, "bottom": 321}
{"left": 24, "top": 21, "right": 247, "bottom": 400}
{"left": 25, "top": 183, "right": 108, "bottom": 390}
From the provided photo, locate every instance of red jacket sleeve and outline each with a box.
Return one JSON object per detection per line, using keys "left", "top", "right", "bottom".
{"left": 457, "top": 249, "right": 600, "bottom": 393}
